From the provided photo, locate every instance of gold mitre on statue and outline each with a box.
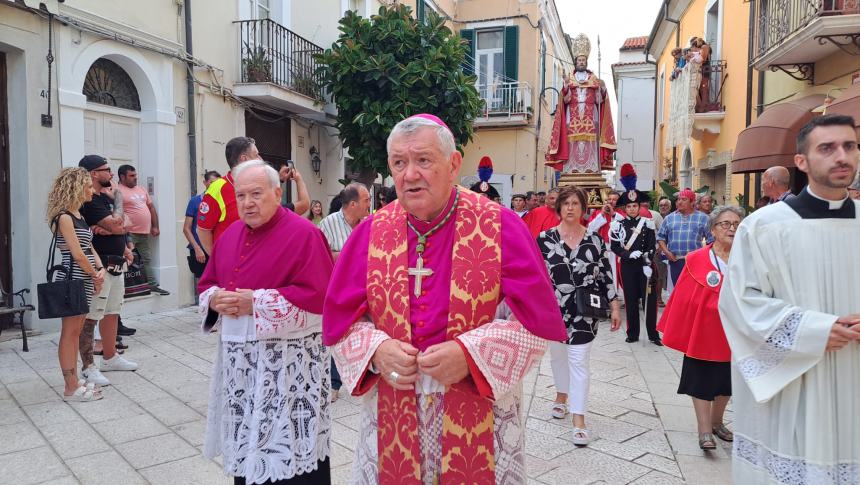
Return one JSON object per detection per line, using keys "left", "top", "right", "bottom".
{"left": 571, "top": 33, "right": 591, "bottom": 60}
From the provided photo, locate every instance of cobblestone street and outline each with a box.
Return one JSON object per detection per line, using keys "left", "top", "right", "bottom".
{"left": 0, "top": 308, "right": 732, "bottom": 484}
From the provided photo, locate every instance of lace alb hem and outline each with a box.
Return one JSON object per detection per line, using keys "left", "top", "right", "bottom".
{"left": 738, "top": 311, "right": 802, "bottom": 380}
{"left": 214, "top": 335, "right": 331, "bottom": 484}
{"left": 735, "top": 434, "right": 860, "bottom": 485}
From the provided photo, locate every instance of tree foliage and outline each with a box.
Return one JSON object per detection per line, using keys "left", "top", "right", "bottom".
{"left": 315, "top": 5, "right": 483, "bottom": 177}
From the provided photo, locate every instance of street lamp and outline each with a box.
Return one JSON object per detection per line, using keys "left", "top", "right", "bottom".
{"left": 309, "top": 146, "right": 321, "bottom": 176}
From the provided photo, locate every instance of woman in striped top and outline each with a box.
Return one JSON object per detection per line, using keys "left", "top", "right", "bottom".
{"left": 47, "top": 167, "right": 106, "bottom": 402}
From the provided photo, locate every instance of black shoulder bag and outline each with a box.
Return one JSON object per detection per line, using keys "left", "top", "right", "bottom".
{"left": 37, "top": 214, "right": 90, "bottom": 319}
{"left": 573, "top": 239, "right": 611, "bottom": 320}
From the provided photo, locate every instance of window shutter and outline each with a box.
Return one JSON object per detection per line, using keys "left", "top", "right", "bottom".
{"left": 504, "top": 25, "right": 519, "bottom": 82}
{"left": 417, "top": 1, "right": 425, "bottom": 22}
{"left": 460, "top": 29, "right": 475, "bottom": 76}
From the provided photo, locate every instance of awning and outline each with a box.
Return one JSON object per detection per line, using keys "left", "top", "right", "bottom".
{"left": 731, "top": 94, "right": 825, "bottom": 173}
{"left": 826, "top": 82, "right": 860, "bottom": 131}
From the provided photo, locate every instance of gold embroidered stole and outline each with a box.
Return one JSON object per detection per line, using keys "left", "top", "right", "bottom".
{"left": 367, "top": 187, "right": 501, "bottom": 484}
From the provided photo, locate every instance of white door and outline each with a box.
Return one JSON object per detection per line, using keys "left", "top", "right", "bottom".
{"left": 84, "top": 109, "right": 140, "bottom": 174}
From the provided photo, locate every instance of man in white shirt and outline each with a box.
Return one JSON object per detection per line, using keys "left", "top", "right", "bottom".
{"left": 318, "top": 182, "right": 371, "bottom": 261}
{"left": 317, "top": 182, "right": 370, "bottom": 401}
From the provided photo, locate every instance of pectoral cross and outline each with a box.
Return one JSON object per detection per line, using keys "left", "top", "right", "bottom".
{"left": 408, "top": 254, "right": 433, "bottom": 297}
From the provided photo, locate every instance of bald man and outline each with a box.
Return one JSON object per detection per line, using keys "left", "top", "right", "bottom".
{"left": 761, "top": 166, "right": 794, "bottom": 203}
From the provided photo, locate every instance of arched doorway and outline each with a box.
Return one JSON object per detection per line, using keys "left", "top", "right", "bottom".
{"left": 680, "top": 147, "right": 693, "bottom": 189}
{"left": 82, "top": 58, "right": 141, "bottom": 174}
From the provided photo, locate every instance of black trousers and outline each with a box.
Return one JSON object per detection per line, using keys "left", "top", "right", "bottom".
{"left": 620, "top": 262, "right": 659, "bottom": 341}
{"left": 234, "top": 458, "right": 330, "bottom": 485}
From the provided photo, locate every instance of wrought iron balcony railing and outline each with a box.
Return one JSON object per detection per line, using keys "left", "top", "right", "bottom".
{"left": 698, "top": 60, "right": 727, "bottom": 113}
{"left": 475, "top": 81, "right": 532, "bottom": 121}
{"left": 236, "top": 19, "right": 324, "bottom": 101}
{"left": 752, "top": 0, "right": 860, "bottom": 64}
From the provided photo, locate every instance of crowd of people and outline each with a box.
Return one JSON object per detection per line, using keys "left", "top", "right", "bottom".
{"left": 44, "top": 112, "right": 859, "bottom": 484}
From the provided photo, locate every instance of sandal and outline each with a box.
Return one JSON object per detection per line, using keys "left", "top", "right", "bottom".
{"left": 63, "top": 382, "right": 103, "bottom": 402}
{"left": 698, "top": 432, "right": 717, "bottom": 450}
{"left": 571, "top": 427, "right": 591, "bottom": 446}
{"left": 712, "top": 423, "right": 734, "bottom": 442}
{"left": 551, "top": 402, "right": 568, "bottom": 419}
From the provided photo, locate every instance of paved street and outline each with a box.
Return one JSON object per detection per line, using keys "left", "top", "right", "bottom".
{"left": 0, "top": 308, "right": 732, "bottom": 484}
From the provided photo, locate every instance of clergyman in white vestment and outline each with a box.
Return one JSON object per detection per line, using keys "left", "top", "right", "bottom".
{"left": 719, "top": 115, "right": 860, "bottom": 484}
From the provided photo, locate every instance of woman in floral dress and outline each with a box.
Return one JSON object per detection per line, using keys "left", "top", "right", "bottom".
{"left": 538, "top": 185, "right": 622, "bottom": 446}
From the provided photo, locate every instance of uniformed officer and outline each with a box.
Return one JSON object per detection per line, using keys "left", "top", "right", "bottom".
{"left": 610, "top": 188, "right": 660, "bottom": 345}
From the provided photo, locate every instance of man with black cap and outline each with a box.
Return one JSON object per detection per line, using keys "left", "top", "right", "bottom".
{"left": 78, "top": 155, "right": 140, "bottom": 387}
{"left": 610, "top": 186, "right": 660, "bottom": 345}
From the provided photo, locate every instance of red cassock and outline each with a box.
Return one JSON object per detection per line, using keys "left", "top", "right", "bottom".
{"left": 657, "top": 245, "right": 731, "bottom": 362}
{"left": 521, "top": 206, "right": 560, "bottom": 239}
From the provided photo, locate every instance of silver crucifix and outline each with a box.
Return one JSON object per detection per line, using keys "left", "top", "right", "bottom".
{"left": 408, "top": 255, "right": 434, "bottom": 297}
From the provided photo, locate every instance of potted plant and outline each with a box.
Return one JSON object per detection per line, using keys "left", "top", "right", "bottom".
{"left": 243, "top": 43, "right": 272, "bottom": 83}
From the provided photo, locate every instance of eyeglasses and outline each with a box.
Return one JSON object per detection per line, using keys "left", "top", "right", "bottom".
{"left": 91, "top": 168, "right": 112, "bottom": 173}
{"left": 714, "top": 221, "right": 741, "bottom": 230}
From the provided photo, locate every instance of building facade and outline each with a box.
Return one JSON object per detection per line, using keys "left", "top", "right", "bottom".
{"left": 612, "top": 36, "right": 657, "bottom": 191}
{"left": 647, "top": 0, "right": 749, "bottom": 206}
{"left": 0, "top": 0, "right": 365, "bottom": 330}
{"left": 733, "top": 0, "right": 860, "bottom": 203}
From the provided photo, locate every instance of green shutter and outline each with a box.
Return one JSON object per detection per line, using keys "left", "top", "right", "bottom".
{"left": 460, "top": 29, "right": 475, "bottom": 76}
{"left": 417, "top": 1, "right": 425, "bottom": 22}
{"left": 504, "top": 25, "right": 519, "bottom": 82}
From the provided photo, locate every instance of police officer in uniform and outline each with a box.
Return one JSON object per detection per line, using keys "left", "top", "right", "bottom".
{"left": 610, "top": 188, "right": 661, "bottom": 345}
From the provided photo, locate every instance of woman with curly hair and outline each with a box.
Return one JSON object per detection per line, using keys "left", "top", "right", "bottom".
{"left": 47, "top": 167, "right": 105, "bottom": 402}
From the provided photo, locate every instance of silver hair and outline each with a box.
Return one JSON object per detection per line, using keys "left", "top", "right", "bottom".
{"left": 386, "top": 117, "right": 456, "bottom": 158}
{"left": 708, "top": 205, "right": 746, "bottom": 232}
{"left": 232, "top": 159, "right": 280, "bottom": 189}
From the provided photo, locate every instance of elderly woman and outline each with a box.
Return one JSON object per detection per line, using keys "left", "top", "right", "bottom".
{"left": 538, "top": 185, "right": 622, "bottom": 446}
{"left": 658, "top": 206, "right": 744, "bottom": 450}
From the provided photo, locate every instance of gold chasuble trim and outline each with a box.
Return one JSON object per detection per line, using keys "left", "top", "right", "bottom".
{"left": 367, "top": 187, "right": 501, "bottom": 485}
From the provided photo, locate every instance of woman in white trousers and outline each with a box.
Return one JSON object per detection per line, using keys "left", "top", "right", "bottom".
{"left": 537, "top": 186, "right": 622, "bottom": 446}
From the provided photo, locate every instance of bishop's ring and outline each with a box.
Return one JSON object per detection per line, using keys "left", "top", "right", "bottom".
{"left": 389, "top": 371, "right": 400, "bottom": 383}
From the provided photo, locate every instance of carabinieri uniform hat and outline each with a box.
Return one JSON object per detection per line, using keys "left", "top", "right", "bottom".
{"left": 617, "top": 163, "right": 649, "bottom": 206}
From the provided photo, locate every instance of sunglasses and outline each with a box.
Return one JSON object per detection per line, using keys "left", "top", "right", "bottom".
{"left": 91, "top": 167, "right": 112, "bottom": 173}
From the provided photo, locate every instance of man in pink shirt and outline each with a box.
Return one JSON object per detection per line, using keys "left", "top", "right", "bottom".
{"left": 118, "top": 165, "right": 168, "bottom": 295}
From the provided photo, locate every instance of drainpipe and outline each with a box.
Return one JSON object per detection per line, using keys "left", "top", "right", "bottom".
{"left": 184, "top": 0, "right": 198, "bottom": 195}
{"left": 644, "top": 0, "right": 681, "bottom": 185}
{"left": 745, "top": 0, "right": 755, "bottom": 128}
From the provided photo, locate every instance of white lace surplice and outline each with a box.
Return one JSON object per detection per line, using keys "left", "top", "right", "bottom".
{"left": 332, "top": 302, "right": 547, "bottom": 485}
{"left": 718, "top": 203, "right": 860, "bottom": 484}
{"left": 200, "top": 287, "right": 331, "bottom": 484}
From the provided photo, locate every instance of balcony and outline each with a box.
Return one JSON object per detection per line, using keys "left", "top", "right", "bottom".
{"left": 234, "top": 19, "right": 326, "bottom": 117}
{"left": 665, "top": 60, "right": 726, "bottom": 149}
{"left": 474, "top": 82, "right": 532, "bottom": 127}
{"left": 751, "top": 0, "right": 860, "bottom": 72}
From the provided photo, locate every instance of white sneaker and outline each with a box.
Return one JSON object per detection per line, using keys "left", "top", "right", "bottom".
{"left": 100, "top": 354, "right": 139, "bottom": 372}
{"left": 82, "top": 365, "right": 111, "bottom": 386}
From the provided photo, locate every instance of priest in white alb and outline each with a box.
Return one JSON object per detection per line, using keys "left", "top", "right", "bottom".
{"left": 718, "top": 115, "right": 860, "bottom": 484}
{"left": 323, "top": 114, "right": 567, "bottom": 485}
{"left": 199, "top": 160, "right": 334, "bottom": 484}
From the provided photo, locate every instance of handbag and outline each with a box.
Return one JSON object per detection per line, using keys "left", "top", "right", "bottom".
{"left": 37, "top": 214, "right": 90, "bottom": 319}
{"left": 575, "top": 282, "right": 610, "bottom": 320}
{"left": 124, "top": 248, "right": 151, "bottom": 298}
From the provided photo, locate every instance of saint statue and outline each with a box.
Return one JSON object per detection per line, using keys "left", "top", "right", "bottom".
{"left": 546, "top": 34, "right": 617, "bottom": 173}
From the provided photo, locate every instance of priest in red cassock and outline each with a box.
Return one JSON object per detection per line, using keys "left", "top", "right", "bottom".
{"left": 323, "top": 114, "right": 567, "bottom": 485}
{"left": 522, "top": 187, "right": 560, "bottom": 238}
{"left": 198, "top": 160, "right": 334, "bottom": 484}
